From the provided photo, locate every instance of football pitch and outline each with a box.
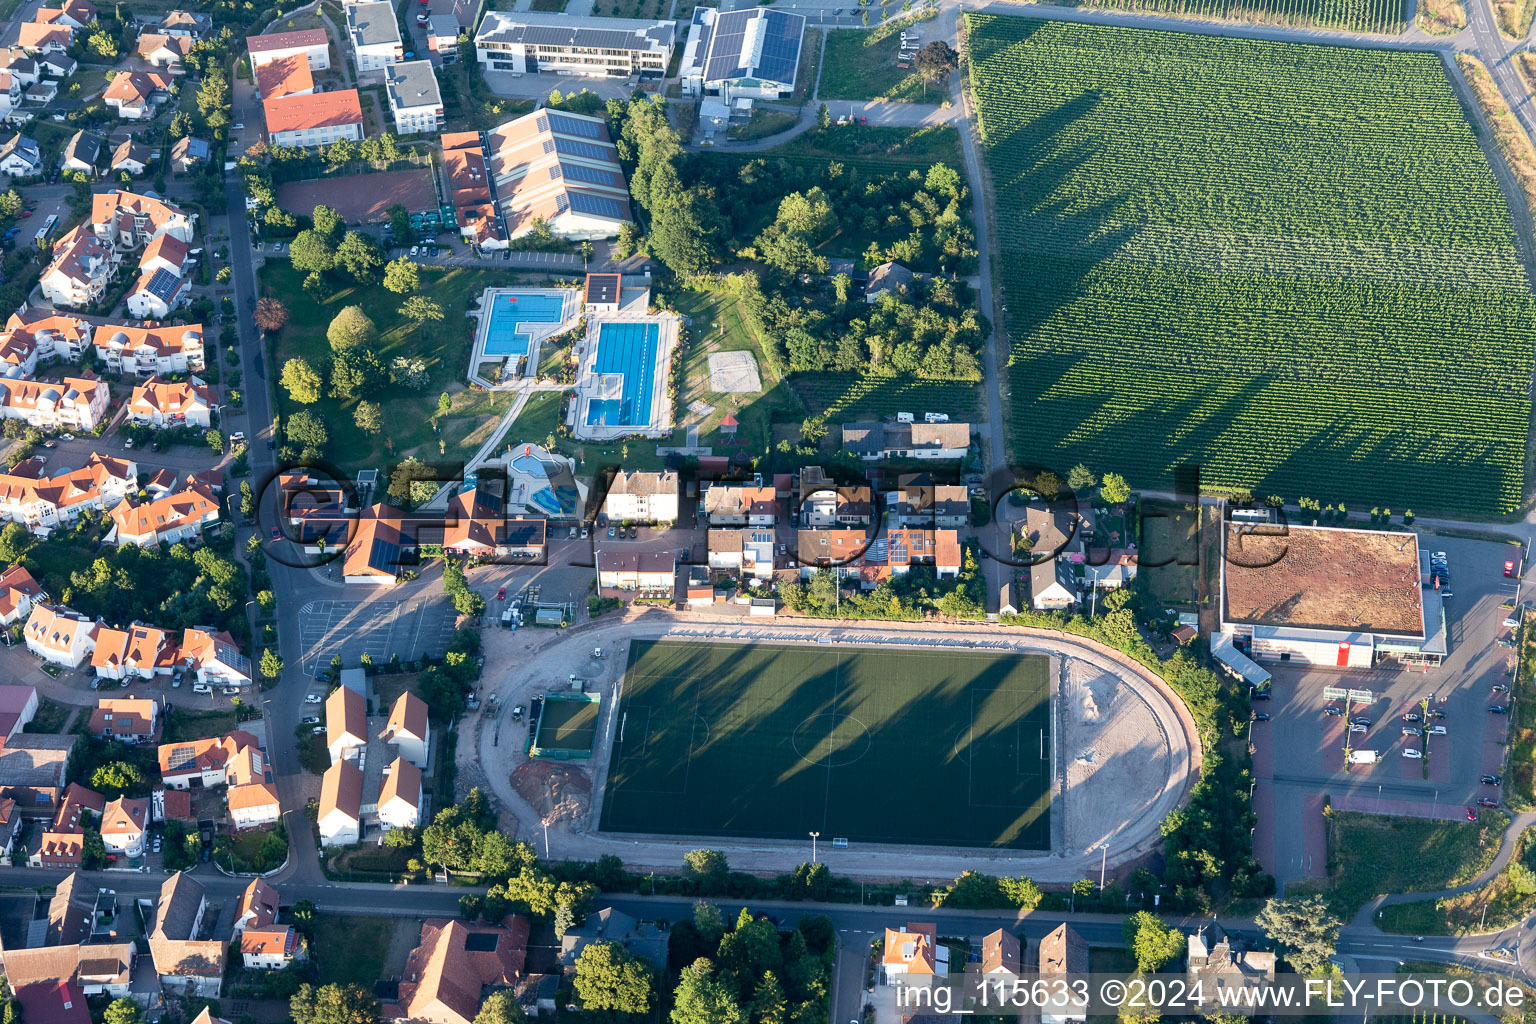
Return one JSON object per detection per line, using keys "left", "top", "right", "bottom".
{"left": 598, "top": 641, "right": 1052, "bottom": 849}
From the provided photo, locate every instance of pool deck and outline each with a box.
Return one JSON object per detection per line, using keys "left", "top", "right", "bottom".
{"left": 570, "top": 313, "right": 679, "bottom": 441}
{"left": 467, "top": 286, "right": 582, "bottom": 389}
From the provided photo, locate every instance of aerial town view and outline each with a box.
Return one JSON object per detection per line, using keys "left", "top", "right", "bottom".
{"left": 0, "top": 0, "right": 1524, "bottom": 1018}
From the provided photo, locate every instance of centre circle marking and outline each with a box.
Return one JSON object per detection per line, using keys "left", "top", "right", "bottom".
{"left": 792, "top": 713, "right": 873, "bottom": 767}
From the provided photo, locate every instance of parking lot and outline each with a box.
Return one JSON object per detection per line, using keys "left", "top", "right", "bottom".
{"left": 296, "top": 596, "right": 459, "bottom": 676}
{"left": 1251, "top": 534, "right": 1523, "bottom": 887}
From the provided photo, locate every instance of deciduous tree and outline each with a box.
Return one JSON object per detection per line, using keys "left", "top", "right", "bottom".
{"left": 1255, "top": 894, "right": 1339, "bottom": 974}
{"left": 280, "top": 358, "right": 322, "bottom": 404}
{"left": 573, "top": 941, "right": 652, "bottom": 1014}
{"left": 383, "top": 257, "right": 419, "bottom": 294}
{"left": 327, "top": 306, "right": 376, "bottom": 352}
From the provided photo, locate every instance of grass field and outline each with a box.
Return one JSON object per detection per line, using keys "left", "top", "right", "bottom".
{"left": 968, "top": 18, "right": 1536, "bottom": 515}
{"left": 599, "top": 641, "right": 1052, "bottom": 848}
{"left": 263, "top": 263, "right": 519, "bottom": 474}
{"left": 792, "top": 373, "right": 981, "bottom": 422}
{"left": 1139, "top": 502, "right": 1199, "bottom": 606}
{"left": 534, "top": 695, "right": 600, "bottom": 755}
{"left": 819, "top": 30, "right": 949, "bottom": 103}
{"left": 756, "top": 124, "right": 964, "bottom": 172}
{"left": 313, "top": 914, "right": 393, "bottom": 986}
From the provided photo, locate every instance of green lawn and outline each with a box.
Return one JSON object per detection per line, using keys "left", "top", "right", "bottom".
{"left": 792, "top": 28, "right": 823, "bottom": 105}
{"left": 1295, "top": 810, "right": 1508, "bottom": 919}
{"left": 762, "top": 123, "right": 964, "bottom": 172}
{"left": 163, "top": 708, "right": 241, "bottom": 744}
{"left": 600, "top": 641, "right": 1051, "bottom": 848}
{"left": 728, "top": 108, "right": 800, "bottom": 141}
{"left": 791, "top": 373, "right": 981, "bottom": 422}
{"left": 313, "top": 914, "right": 392, "bottom": 986}
{"left": 1138, "top": 501, "right": 1198, "bottom": 606}
{"left": 1379, "top": 828, "right": 1536, "bottom": 935}
{"left": 818, "top": 30, "right": 935, "bottom": 103}
{"left": 25, "top": 697, "right": 71, "bottom": 735}
{"left": 263, "top": 263, "right": 523, "bottom": 474}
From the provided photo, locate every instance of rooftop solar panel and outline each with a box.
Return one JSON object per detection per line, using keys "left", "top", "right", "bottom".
{"left": 568, "top": 191, "right": 628, "bottom": 219}
{"left": 556, "top": 161, "right": 618, "bottom": 186}
{"left": 548, "top": 112, "right": 603, "bottom": 138}
{"left": 535, "top": 113, "right": 548, "bottom": 133}
{"left": 550, "top": 137, "right": 611, "bottom": 161}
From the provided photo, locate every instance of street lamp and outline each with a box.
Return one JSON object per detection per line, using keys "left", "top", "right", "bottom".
{"left": 809, "top": 831, "right": 820, "bottom": 865}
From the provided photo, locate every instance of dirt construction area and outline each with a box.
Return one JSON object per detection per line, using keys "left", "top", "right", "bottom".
{"left": 277, "top": 169, "right": 437, "bottom": 224}
{"left": 458, "top": 614, "right": 1201, "bottom": 881}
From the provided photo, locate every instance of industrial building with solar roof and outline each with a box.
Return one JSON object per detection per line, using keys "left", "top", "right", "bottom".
{"left": 483, "top": 108, "right": 634, "bottom": 240}
{"left": 474, "top": 12, "right": 674, "bottom": 78}
{"left": 679, "top": 7, "right": 806, "bottom": 102}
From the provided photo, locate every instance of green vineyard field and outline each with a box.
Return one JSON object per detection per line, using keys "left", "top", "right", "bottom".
{"left": 967, "top": 17, "right": 1536, "bottom": 514}
{"left": 1032, "top": 0, "right": 1409, "bottom": 34}
{"left": 792, "top": 374, "right": 983, "bottom": 422}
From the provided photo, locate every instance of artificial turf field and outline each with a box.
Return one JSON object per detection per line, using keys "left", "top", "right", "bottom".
{"left": 532, "top": 695, "right": 600, "bottom": 756}
{"left": 598, "top": 640, "right": 1052, "bottom": 849}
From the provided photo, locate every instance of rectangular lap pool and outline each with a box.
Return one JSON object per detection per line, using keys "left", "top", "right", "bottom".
{"left": 584, "top": 321, "right": 659, "bottom": 428}
{"left": 484, "top": 292, "right": 570, "bottom": 357}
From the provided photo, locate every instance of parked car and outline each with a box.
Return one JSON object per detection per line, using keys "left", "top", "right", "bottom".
{"left": 608, "top": 526, "right": 616, "bottom": 538}
{"left": 1478, "top": 798, "right": 1500, "bottom": 808}
{"left": 628, "top": 525, "right": 638, "bottom": 539}
{"left": 1348, "top": 723, "right": 1367, "bottom": 733}
{"left": 1401, "top": 712, "right": 1422, "bottom": 722}
{"left": 1490, "top": 705, "right": 1511, "bottom": 714}
{"left": 1428, "top": 709, "right": 1447, "bottom": 719}
{"left": 1492, "top": 683, "right": 1511, "bottom": 693}
{"left": 1482, "top": 774, "right": 1503, "bottom": 785}
{"left": 1403, "top": 748, "right": 1422, "bottom": 759}
{"left": 58, "top": 434, "right": 72, "bottom": 441}
{"left": 410, "top": 245, "right": 419, "bottom": 257}
{"left": 1350, "top": 717, "right": 1372, "bottom": 727}
{"left": 192, "top": 683, "right": 212, "bottom": 694}
{"left": 1252, "top": 712, "right": 1271, "bottom": 721}
{"left": 1402, "top": 726, "right": 1423, "bottom": 737}
{"left": 496, "top": 587, "right": 507, "bottom": 600}
{"left": 1466, "top": 807, "right": 1479, "bottom": 821}
{"left": 270, "top": 527, "right": 282, "bottom": 541}
{"left": 304, "top": 694, "right": 322, "bottom": 704}
{"left": 301, "top": 715, "right": 320, "bottom": 724}
{"left": 1252, "top": 689, "right": 1270, "bottom": 701}
{"left": 1428, "top": 725, "right": 1447, "bottom": 735}
{"left": 123, "top": 438, "right": 134, "bottom": 449}
{"left": 1324, "top": 707, "right": 1344, "bottom": 717}
{"left": 1497, "top": 637, "right": 1516, "bottom": 648}
{"left": 42, "top": 440, "right": 53, "bottom": 448}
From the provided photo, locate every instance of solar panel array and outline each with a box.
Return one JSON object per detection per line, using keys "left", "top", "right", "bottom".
{"left": 568, "top": 192, "right": 628, "bottom": 219}
{"left": 146, "top": 267, "right": 180, "bottom": 301}
{"left": 544, "top": 137, "right": 610, "bottom": 161}
{"left": 754, "top": 11, "right": 802, "bottom": 86}
{"left": 548, "top": 112, "right": 603, "bottom": 138}
{"left": 554, "top": 161, "right": 618, "bottom": 186}
{"left": 702, "top": 9, "right": 802, "bottom": 86}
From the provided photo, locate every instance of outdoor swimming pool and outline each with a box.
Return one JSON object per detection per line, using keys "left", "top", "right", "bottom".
{"left": 584, "top": 321, "right": 659, "bottom": 428}
{"left": 483, "top": 292, "right": 570, "bottom": 357}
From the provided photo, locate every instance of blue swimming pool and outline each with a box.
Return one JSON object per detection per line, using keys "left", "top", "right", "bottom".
{"left": 484, "top": 292, "right": 569, "bottom": 357}
{"left": 584, "top": 322, "right": 659, "bottom": 428}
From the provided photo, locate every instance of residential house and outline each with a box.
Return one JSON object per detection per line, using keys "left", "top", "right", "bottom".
{"left": 169, "top": 135, "right": 208, "bottom": 172}
{"left": 381, "top": 691, "right": 430, "bottom": 767}
{"left": 263, "top": 89, "right": 363, "bottom": 149}
{"left": 1039, "top": 924, "right": 1089, "bottom": 1024}
{"left": 597, "top": 551, "right": 675, "bottom": 592}
{"left": 55, "top": 782, "right": 102, "bottom": 834}
{"left": 601, "top": 470, "right": 678, "bottom": 523}
{"left": 232, "top": 877, "right": 279, "bottom": 937}
{"left": 1187, "top": 924, "right": 1277, "bottom": 983}
{"left": 383, "top": 60, "right": 443, "bottom": 135}
{"left": 99, "top": 795, "right": 148, "bottom": 858}
{"left": 35, "top": 51, "right": 73, "bottom": 77}
{"left": 0, "top": 312, "right": 93, "bottom": 376}
{"left": 124, "top": 262, "right": 191, "bottom": 318}
{"left": 109, "top": 138, "right": 151, "bottom": 176}
{"left": 90, "top": 190, "right": 195, "bottom": 249}
{"left": 440, "top": 130, "right": 503, "bottom": 249}
{"left": 88, "top": 696, "right": 160, "bottom": 742}
{"left": 91, "top": 627, "right": 172, "bottom": 683}
{"left": 23, "top": 604, "right": 96, "bottom": 667}
{"left": 558, "top": 907, "right": 667, "bottom": 973}
{"left": 1025, "top": 506, "right": 1078, "bottom": 611}
{"left": 14, "top": 980, "right": 89, "bottom": 1024}
{"left": 39, "top": 226, "right": 118, "bottom": 308}
{"left": 0, "top": 373, "right": 109, "bottom": 432}
{"left": 18, "top": 23, "right": 72, "bottom": 54}
{"left": 36, "top": 0, "right": 95, "bottom": 30}
{"left": 887, "top": 527, "right": 961, "bottom": 578}
{"left": 192, "top": 1009, "right": 234, "bottom": 1024}
{"left": 841, "top": 421, "right": 972, "bottom": 460}
{"left": 92, "top": 323, "right": 206, "bottom": 376}
{"left": 0, "top": 71, "right": 20, "bottom": 122}
{"left": 425, "top": 14, "right": 459, "bottom": 61}
{"left": 58, "top": 130, "right": 100, "bottom": 175}
{"left": 0, "top": 132, "right": 41, "bottom": 175}
{"left": 0, "top": 732, "right": 74, "bottom": 818}
{"left": 707, "top": 528, "right": 774, "bottom": 576}
{"left": 346, "top": 1, "right": 402, "bottom": 73}
{"left": 795, "top": 528, "right": 868, "bottom": 568}
{"left": 103, "top": 71, "right": 174, "bottom": 120}
{"left": 227, "top": 781, "right": 281, "bottom": 829}
{"left": 157, "top": 729, "right": 262, "bottom": 789}
{"left": 326, "top": 684, "right": 365, "bottom": 763}
{"left": 157, "top": 10, "right": 212, "bottom": 37}
{"left": 108, "top": 481, "right": 220, "bottom": 547}
{"left": 241, "top": 925, "right": 300, "bottom": 970}
{"left": 702, "top": 481, "right": 777, "bottom": 526}
{"left": 864, "top": 260, "right": 914, "bottom": 302}
{"left": 0, "top": 50, "right": 40, "bottom": 87}
{"left": 150, "top": 872, "right": 224, "bottom": 997}
{"left": 23, "top": 78, "right": 56, "bottom": 105}
{"left": 386, "top": 916, "right": 531, "bottom": 1024}
{"left": 476, "top": 11, "right": 672, "bottom": 79}
{"left": 0, "top": 685, "right": 37, "bottom": 746}
{"left": 0, "top": 454, "right": 137, "bottom": 532}
{"left": 3, "top": 939, "right": 135, "bottom": 1004}
{"left": 0, "top": 795, "right": 19, "bottom": 859}
{"left": 318, "top": 759, "right": 361, "bottom": 846}
{"left": 255, "top": 53, "right": 312, "bottom": 99}
{"left": 31, "top": 828, "right": 82, "bottom": 868}
{"left": 889, "top": 479, "right": 969, "bottom": 528}
{"left": 1083, "top": 550, "right": 1138, "bottom": 591}
{"left": 0, "top": 565, "right": 38, "bottom": 625}
{"left": 982, "top": 929, "right": 1021, "bottom": 976}
{"left": 127, "top": 376, "right": 216, "bottom": 428}
{"left": 136, "top": 32, "right": 194, "bottom": 68}
{"left": 881, "top": 922, "right": 946, "bottom": 986}
{"left": 376, "top": 756, "right": 421, "bottom": 832}
{"left": 799, "top": 485, "right": 873, "bottom": 527}
{"left": 245, "top": 28, "right": 330, "bottom": 73}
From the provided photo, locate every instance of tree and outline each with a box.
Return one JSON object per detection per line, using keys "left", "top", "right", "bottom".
{"left": 290, "top": 982, "right": 381, "bottom": 1024}
{"left": 817, "top": 103, "right": 831, "bottom": 130}
{"left": 285, "top": 411, "right": 329, "bottom": 460}
{"left": 383, "top": 257, "right": 420, "bottom": 294}
{"left": 329, "top": 350, "right": 386, "bottom": 399}
{"left": 240, "top": 480, "right": 256, "bottom": 520}
{"left": 473, "top": 991, "right": 529, "bottom": 1024}
{"left": 914, "top": 40, "right": 959, "bottom": 96}
{"left": 1100, "top": 472, "right": 1132, "bottom": 505}
{"left": 672, "top": 958, "right": 746, "bottom": 1024}
{"left": 354, "top": 401, "right": 382, "bottom": 436}
{"left": 196, "top": 69, "right": 229, "bottom": 128}
{"left": 1510, "top": 861, "right": 1536, "bottom": 896}
{"left": 92, "top": 761, "right": 143, "bottom": 799}
{"left": 454, "top": 589, "right": 486, "bottom": 618}
{"left": 1256, "top": 894, "right": 1340, "bottom": 975}
{"left": 693, "top": 900, "right": 726, "bottom": 946}
{"left": 391, "top": 355, "right": 430, "bottom": 390}
{"left": 683, "top": 848, "right": 729, "bottom": 892}
{"left": 0, "top": 190, "right": 20, "bottom": 219}
{"left": 311, "top": 204, "right": 344, "bottom": 243}
{"left": 103, "top": 997, "right": 143, "bottom": 1024}
{"left": 400, "top": 296, "right": 444, "bottom": 323}
{"left": 925, "top": 161, "right": 961, "bottom": 199}
{"left": 205, "top": 429, "right": 223, "bottom": 452}
{"left": 261, "top": 649, "right": 284, "bottom": 680}
{"left": 0, "top": 521, "right": 33, "bottom": 565}
{"left": 1067, "top": 463, "right": 1097, "bottom": 492}
{"left": 336, "top": 231, "right": 382, "bottom": 283}
{"left": 327, "top": 305, "right": 377, "bottom": 352}
{"left": 1031, "top": 470, "right": 1064, "bottom": 499}
{"left": 289, "top": 229, "right": 336, "bottom": 275}
{"left": 1123, "top": 911, "right": 1184, "bottom": 973}
{"left": 573, "top": 941, "right": 653, "bottom": 1014}
{"left": 88, "top": 27, "right": 118, "bottom": 58}
{"left": 281, "top": 358, "right": 323, "bottom": 404}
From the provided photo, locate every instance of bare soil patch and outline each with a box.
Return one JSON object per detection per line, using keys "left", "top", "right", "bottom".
{"left": 512, "top": 760, "right": 592, "bottom": 825}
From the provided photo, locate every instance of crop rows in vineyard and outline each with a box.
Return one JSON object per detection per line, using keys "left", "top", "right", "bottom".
{"left": 965, "top": 16, "right": 1536, "bottom": 514}
{"left": 792, "top": 374, "right": 982, "bottom": 422}
{"left": 1042, "top": 0, "right": 1408, "bottom": 35}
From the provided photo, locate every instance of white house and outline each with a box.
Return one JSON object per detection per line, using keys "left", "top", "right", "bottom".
{"left": 227, "top": 782, "right": 281, "bottom": 830}
{"left": 179, "top": 627, "right": 252, "bottom": 688}
{"left": 318, "top": 760, "right": 361, "bottom": 846}
{"left": 376, "top": 757, "right": 421, "bottom": 832}
{"left": 23, "top": 603, "right": 96, "bottom": 667}
{"left": 0, "top": 50, "right": 40, "bottom": 87}
{"left": 597, "top": 551, "right": 675, "bottom": 591}
{"left": 127, "top": 377, "right": 216, "bottom": 428}
{"left": 245, "top": 28, "right": 330, "bottom": 73}
{"left": 0, "top": 373, "right": 110, "bottom": 432}
{"left": 92, "top": 322, "right": 205, "bottom": 376}
{"left": 241, "top": 925, "right": 299, "bottom": 970}
{"left": 91, "top": 190, "right": 195, "bottom": 249}
{"left": 263, "top": 89, "right": 363, "bottom": 149}
{"left": 39, "top": 225, "right": 119, "bottom": 309}
{"left": 151, "top": 872, "right": 224, "bottom": 998}
{"left": 0, "top": 564, "right": 41, "bottom": 625}
{"left": 0, "top": 133, "right": 39, "bottom": 176}
{"left": 232, "top": 878, "right": 278, "bottom": 938}
{"left": 381, "top": 691, "right": 430, "bottom": 767}
{"left": 110, "top": 138, "right": 151, "bottom": 176}
{"left": 0, "top": 454, "right": 136, "bottom": 533}
{"left": 91, "top": 627, "right": 170, "bottom": 682}
{"left": 601, "top": 471, "right": 678, "bottom": 524}
{"left": 326, "top": 685, "right": 365, "bottom": 763}
{"left": 346, "top": 1, "right": 401, "bottom": 73}
{"left": 108, "top": 482, "right": 220, "bottom": 546}
{"left": 103, "top": 71, "right": 173, "bottom": 120}
{"left": 59, "top": 129, "right": 99, "bottom": 175}
{"left": 158, "top": 730, "right": 262, "bottom": 790}
{"left": 99, "top": 795, "right": 148, "bottom": 858}
{"left": 383, "top": 60, "right": 442, "bottom": 135}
